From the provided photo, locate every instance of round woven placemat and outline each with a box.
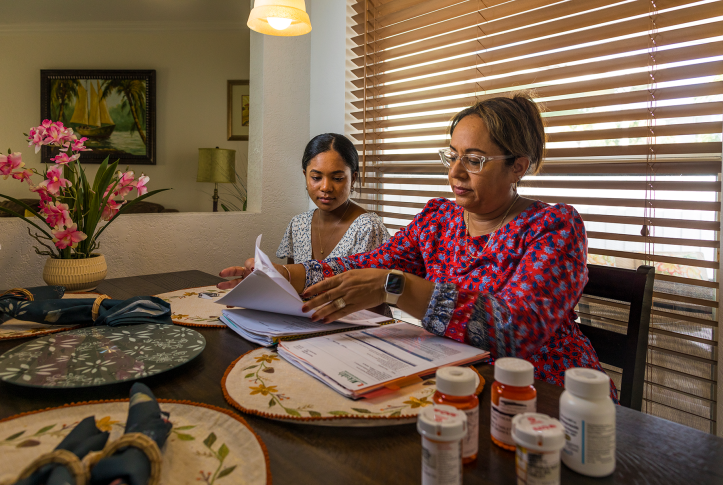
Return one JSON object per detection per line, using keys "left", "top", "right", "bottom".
{"left": 0, "top": 399, "right": 270, "bottom": 485}
{"left": 222, "top": 348, "right": 485, "bottom": 427}
{"left": 154, "top": 286, "right": 229, "bottom": 328}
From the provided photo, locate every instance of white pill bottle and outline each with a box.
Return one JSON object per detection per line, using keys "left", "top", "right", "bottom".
{"left": 417, "top": 405, "right": 467, "bottom": 485}
{"left": 559, "top": 367, "right": 616, "bottom": 477}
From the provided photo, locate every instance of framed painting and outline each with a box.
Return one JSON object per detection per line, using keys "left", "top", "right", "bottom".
{"left": 40, "top": 70, "right": 156, "bottom": 165}
{"left": 227, "top": 80, "right": 249, "bottom": 141}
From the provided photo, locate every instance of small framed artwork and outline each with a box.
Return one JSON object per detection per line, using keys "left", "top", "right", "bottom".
{"left": 227, "top": 80, "right": 249, "bottom": 141}
{"left": 40, "top": 69, "right": 156, "bottom": 165}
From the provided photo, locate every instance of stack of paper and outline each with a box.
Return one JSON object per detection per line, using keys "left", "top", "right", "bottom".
{"left": 278, "top": 322, "right": 489, "bottom": 399}
{"left": 216, "top": 235, "right": 391, "bottom": 346}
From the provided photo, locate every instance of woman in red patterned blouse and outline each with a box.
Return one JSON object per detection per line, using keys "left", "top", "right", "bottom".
{"left": 219, "top": 93, "right": 615, "bottom": 399}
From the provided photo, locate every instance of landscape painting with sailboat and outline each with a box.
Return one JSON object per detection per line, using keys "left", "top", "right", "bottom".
{"left": 49, "top": 78, "right": 148, "bottom": 156}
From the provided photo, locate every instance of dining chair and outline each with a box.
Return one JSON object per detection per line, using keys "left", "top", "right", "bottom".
{"left": 577, "top": 264, "right": 656, "bottom": 411}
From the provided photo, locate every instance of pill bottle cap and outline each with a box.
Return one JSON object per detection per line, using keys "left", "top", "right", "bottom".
{"left": 565, "top": 367, "right": 610, "bottom": 400}
{"left": 511, "top": 413, "right": 565, "bottom": 452}
{"left": 436, "top": 366, "right": 478, "bottom": 396}
{"left": 494, "top": 358, "right": 534, "bottom": 387}
{"left": 417, "top": 405, "right": 467, "bottom": 442}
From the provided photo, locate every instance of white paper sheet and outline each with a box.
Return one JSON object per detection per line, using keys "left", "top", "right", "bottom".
{"left": 215, "top": 235, "right": 389, "bottom": 326}
{"left": 277, "top": 322, "right": 489, "bottom": 398}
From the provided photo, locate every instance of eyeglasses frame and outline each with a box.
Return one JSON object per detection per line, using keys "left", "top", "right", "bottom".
{"left": 438, "top": 148, "right": 516, "bottom": 173}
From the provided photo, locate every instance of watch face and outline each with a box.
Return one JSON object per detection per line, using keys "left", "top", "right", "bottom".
{"left": 385, "top": 273, "right": 405, "bottom": 295}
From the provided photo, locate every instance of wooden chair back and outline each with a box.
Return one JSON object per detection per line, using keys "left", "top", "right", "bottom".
{"left": 578, "top": 264, "right": 655, "bottom": 410}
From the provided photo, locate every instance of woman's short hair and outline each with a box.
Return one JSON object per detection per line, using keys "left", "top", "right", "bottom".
{"left": 449, "top": 92, "right": 546, "bottom": 176}
{"left": 302, "top": 133, "right": 359, "bottom": 174}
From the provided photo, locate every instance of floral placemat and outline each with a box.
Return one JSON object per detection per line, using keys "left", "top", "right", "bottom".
{"left": 0, "top": 292, "right": 99, "bottom": 341}
{"left": 0, "top": 400, "right": 270, "bottom": 485}
{"left": 222, "top": 348, "right": 485, "bottom": 427}
{"left": 0, "top": 324, "right": 205, "bottom": 388}
{"left": 155, "top": 286, "right": 229, "bottom": 328}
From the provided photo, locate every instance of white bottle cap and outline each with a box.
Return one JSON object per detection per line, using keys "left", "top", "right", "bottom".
{"left": 417, "top": 405, "right": 467, "bottom": 442}
{"left": 494, "top": 357, "right": 534, "bottom": 387}
{"left": 436, "top": 366, "right": 478, "bottom": 396}
{"left": 565, "top": 367, "right": 610, "bottom": 400}
{"left": 511, "top": 413, "right": 565, "bottom": 452}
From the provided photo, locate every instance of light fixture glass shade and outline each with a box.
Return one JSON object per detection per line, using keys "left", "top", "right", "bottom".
{"left": 197, "top": 148, "right": 236, "bottom": 183}
{"left": 247, "top": 0, "right": 312, "bottom": 37}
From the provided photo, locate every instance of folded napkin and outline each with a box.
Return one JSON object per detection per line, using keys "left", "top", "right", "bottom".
{"left": 0, "top": 294, "right": 173, "bottom": 327}
{"left": 90, "top": 383, "right": 172, "bottom": 485}
{"left": 13, "top": 416, "right": 110, "bottom": 485}
{"left": 0, "top": 286, "right": 65, "bottom": 323}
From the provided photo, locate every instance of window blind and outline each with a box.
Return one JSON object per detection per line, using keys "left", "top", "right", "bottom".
{"left": 349, "top": 0, "right": 723, "bottom": 433}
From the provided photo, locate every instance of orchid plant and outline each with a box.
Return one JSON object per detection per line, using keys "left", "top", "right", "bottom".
{"left": 0, "top": 120, "right": 168, "bottom": 259}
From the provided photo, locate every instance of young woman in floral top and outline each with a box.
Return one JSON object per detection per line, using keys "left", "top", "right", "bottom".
{"left": 219, "top": 94, "right": 615, "bottom": 400}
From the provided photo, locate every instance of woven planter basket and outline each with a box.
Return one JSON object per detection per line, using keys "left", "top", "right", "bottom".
{"left": 43, "top": 254, "right": 107, "bottom": 292}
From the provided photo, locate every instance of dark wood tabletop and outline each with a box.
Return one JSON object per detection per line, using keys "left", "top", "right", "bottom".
{"left": 1, "top": 270, "right": 722, "bottom": 484}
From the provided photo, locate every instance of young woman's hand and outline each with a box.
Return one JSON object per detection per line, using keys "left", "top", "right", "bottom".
{"left": 217, "top": 258, "right": 255, "bottom": 290}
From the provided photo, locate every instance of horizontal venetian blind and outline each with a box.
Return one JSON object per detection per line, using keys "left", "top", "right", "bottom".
{"left": 349, "top": 0, "right": 722, "bottom": 433}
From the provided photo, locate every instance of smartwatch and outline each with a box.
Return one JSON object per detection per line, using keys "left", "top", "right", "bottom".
{"left": 384, "top": 270, "right": 406, "bottom": 305}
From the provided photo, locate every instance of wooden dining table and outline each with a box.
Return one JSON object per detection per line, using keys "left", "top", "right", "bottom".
{"left": 1, "top": 270, "right": 722, "bottom": 484}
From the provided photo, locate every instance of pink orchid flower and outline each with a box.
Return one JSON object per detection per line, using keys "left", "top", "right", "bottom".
{"left": 135, "top": 174, "right": 150, "bottom": 196}
{"left": 11, "top": 169, "right": 34, "bottom": 185}
{"left": 68, "top": 137, "right": 90, "bottom": 152}
{"left": 30, "top": 184, "right": 53, "bottom": 202}
{"left": 50, "top": 151, "right": 80, "bottom": 165}
{"left": 38, "top": 165, "right": 71, "bottom": 195}
{"left": 0, "top": 152, "right": 24, "bottom": 177}
{"left": 43, "top": 124, "right": 67, "bottom": 146}
{"left": 28, "top": 128, "right": 46, "bottom": 153}
{"left": 41, "top": 119, "right": 53, "bottom": 129}
{"left": 101, "top": 198, "right": 126, "bottom": 221}
{"left": 115, "top": 171, "right": 135, "bottom": 197}
{"left": 41, "top": 201, "right": 73, "bottom": 228}
{"left": 52, "top": 223, "right": 87, "bottom": 249}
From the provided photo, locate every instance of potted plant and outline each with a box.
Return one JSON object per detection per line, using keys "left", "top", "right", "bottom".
{"left": 0, "top": 120, "right": 169, "bottom": 290}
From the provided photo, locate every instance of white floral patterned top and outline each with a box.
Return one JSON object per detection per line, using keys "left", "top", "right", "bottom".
{"left": 276, "top": 209, "right": 391, "bottom": 263}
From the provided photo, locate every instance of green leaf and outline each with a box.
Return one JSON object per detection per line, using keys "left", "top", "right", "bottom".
{"left": 244, "top": 373, "right": 256, "bottom": 378}
{"left": 34, "top": 424, "right": 56, "bottom": 435}
{"left": 4, "top": 430, "right": 25, "bottom": 441}
{"left": 242, "top": 365, "right": 258, "bottom": 370}
{"left": 0, "top": 194, "right": 49, "bottom": 225}
{"left": 351, "top": 408, "right": 372, "bottom": 414}
{"left": 269, "top": 398, "right": 276, "bottom": 408}
{"left": 0, "top": 206, "right": 58, "bottom": 253}
{"left": 91, "top": 156, "right": 111, "bottom": 192}
{"left": 308, "top": 410, "right": 322, "bottom": 417}
{"left": 173, "top": 425, "right": 196, "bottom": 430}
{"left": 285, "top": 408, "right": 301, "bottom": 417}
{"left": 217, "top": 465, "right": 237, "bottom": 479}
{"left": 17, "top": 439, "right": 40, "bottom": 448}
{"left": 328, "top": 411, "right": 349, "bottom": 416}
{"left": 203, "top": 432, "right": 217, "bottom": 448}
{"left": 91, "top": 188, "right": 171, "bottom": 243}
{"left": 218, "top": 443, "right": 229, "bottom": 460}
{"left": 175, "top": 433, "right": 195, "bottom": 441}
{"left": 390, "top": 410, "right": 402, "bottom": 417}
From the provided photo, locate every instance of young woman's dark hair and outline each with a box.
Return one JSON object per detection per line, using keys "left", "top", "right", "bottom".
{"left": 302, "top": 133, "right": 359, "bottom": 174}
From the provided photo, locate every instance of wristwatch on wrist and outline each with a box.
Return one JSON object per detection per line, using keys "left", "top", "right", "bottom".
{"left": 383, "top": 270, "right": 406, "bottom": 306}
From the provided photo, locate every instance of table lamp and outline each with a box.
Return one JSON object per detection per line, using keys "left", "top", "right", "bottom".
{"left": 197, "top": 147, "right": 236, "bottom": 212}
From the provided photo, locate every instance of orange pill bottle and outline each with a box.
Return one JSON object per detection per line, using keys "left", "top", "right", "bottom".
{"left": 433, "top": 367, "right": 480, "bottom": 464}
{"left": 490, "top": 357, "right": 537, "bottom": 451}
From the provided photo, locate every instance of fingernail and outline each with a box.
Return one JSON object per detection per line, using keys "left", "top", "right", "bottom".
{"left": 301, "top": 306, "right": 308, "bottom": 312}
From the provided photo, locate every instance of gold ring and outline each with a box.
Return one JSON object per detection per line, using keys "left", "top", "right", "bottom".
{"left": 91, "top": 295, "right": 111, "bottom": 322}
{"left": 333, "top": 297, "right": 346, "bottom": 310}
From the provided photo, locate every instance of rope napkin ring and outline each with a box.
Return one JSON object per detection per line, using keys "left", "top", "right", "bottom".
{"left": 91, "top": 295, "right": 112, "bottom": 322}
{"left": 85, "top": 432, "right": 163, "bottom": 485}
{"left": 13, "top": 449, "right": 87, "bottom": 485}
{"left": 0, "top": 288, "right": 34, "bottom": 301}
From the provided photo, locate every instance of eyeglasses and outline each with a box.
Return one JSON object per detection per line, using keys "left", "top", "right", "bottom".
{"left": 438, "top": 149, "right": 515, "bottom": 173}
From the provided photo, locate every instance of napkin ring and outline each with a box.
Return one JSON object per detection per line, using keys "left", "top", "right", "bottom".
{"left": 14, "top": 449, "right": 87, "bottom": 485}
{"left": 86, "top": 433, "right": 162, "bottom": 485}
{"left": 91, "top": 295, "right": 111, "bottom": 322}
{"left": 0, "top": 288, "right": 34, "bottom": 301}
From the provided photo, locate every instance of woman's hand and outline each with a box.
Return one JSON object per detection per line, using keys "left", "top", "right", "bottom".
{"left": 217, "top": 258, "right": 255, "bottom": 290}
{"left": 301, "top": 268, "right": 389, "bottom": 323}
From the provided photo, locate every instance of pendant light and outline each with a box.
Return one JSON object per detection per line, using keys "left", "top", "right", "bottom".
{"left": 247, "top": 0, "right": 312, "bottom": 37}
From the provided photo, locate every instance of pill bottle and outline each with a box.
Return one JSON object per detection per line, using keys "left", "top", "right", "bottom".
{"left": 490, "top": 357, "right": 537, "bottom": 450}
{"left": 512, "top": 413, "right": 565, "bottom": 485}
{"left": 433, "top": 366, "right": 480, "bottom": 464}
{"left": 559, "top": 367, "right": 616, "bottom": 477}
{"left": 417, "top": 404, "right": 468, "bottom": 485}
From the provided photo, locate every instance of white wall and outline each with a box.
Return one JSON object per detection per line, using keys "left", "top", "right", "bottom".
{"left": 0, "top": 26, "right": 249, "bottom": 213}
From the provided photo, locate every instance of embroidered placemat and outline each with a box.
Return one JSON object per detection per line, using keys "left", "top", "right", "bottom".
{"left": 222, "top": 348, "right": 485, "bottom": 427}
{"left": 0, "top": 292, "right": 100, "bottom": 341}
{"left": 0, "top": 400, "right": 270, "bottom": 485}
{"left": 0, "top": 324, "right": 206, "bottom": 388}
{"left": 155, "top": 286, "right": 229, "bottom": 328}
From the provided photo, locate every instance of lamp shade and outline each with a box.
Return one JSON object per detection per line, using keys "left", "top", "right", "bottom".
{"left": 197, "top": 148, "right": 236, "bottom": 184}
{"left": 248, "top": 0, "right": 312, "bottom": 37}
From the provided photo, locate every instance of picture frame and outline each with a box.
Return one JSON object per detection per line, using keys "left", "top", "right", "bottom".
{"left": 227, "top": 80, "right": 249, "bottom": 141}
{"left": 40, "top": 69, "right": 157, "bottom": 165}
